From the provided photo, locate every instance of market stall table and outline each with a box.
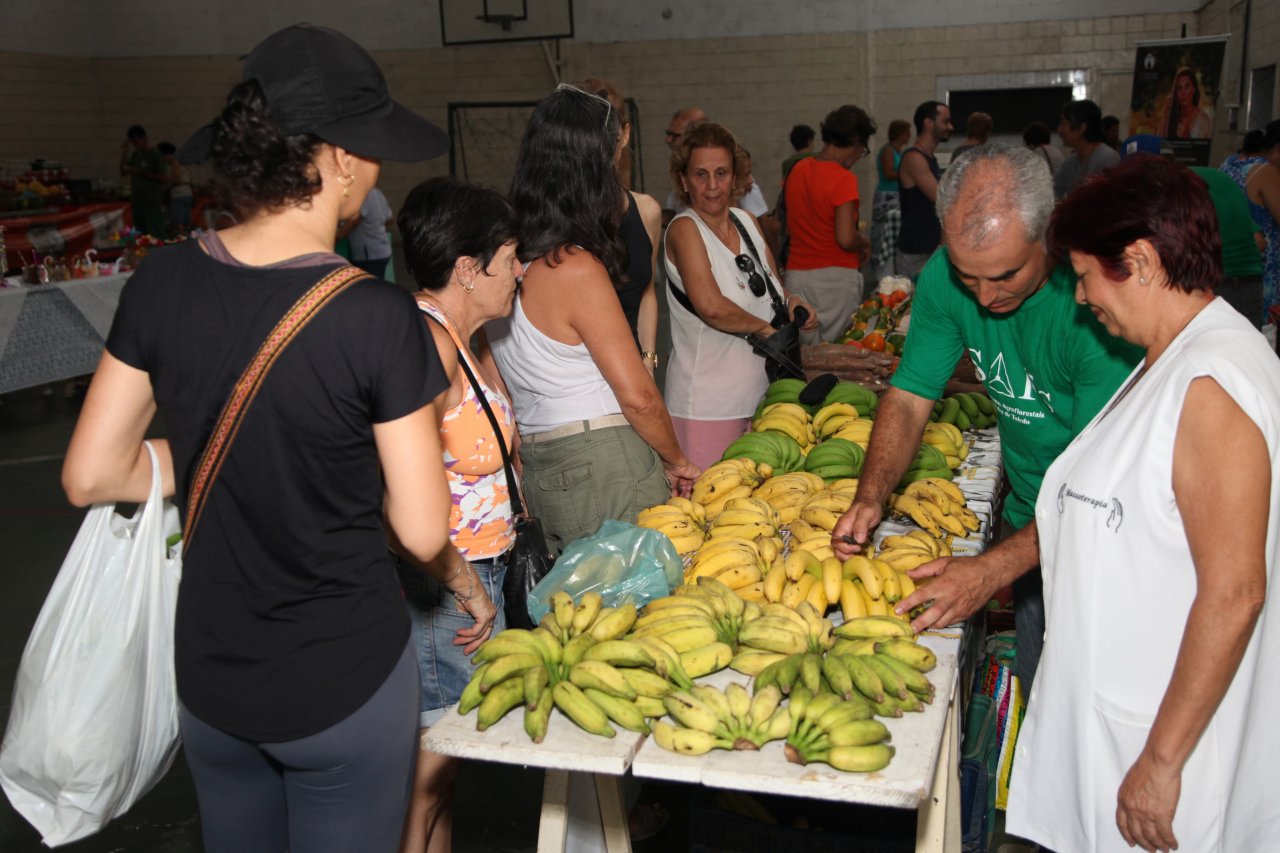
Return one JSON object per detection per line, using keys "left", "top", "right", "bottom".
{"left": 426, "top": 427, "right": 1003, "bottom": 853}
{"left": 1, "top": 203, "right": 129, "bottom": 272}
{"left": 0, "top": 273, "right": 129, "bottom": 395}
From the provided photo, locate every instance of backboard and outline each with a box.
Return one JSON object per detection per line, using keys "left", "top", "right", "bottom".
{"left": 440, "top": 0, "right": 574, "bottom": 46}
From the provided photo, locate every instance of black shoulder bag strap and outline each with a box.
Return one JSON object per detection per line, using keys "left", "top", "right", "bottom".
{"left": 422, "top": 312, "right": 524, "bottom": 517}
{"left": 666, "top": 211, "right": 787, "bottom": 323}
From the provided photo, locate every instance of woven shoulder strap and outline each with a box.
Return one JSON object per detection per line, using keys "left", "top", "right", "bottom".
{"left": 182, "top": 264, "right": 370, "bottom": 553}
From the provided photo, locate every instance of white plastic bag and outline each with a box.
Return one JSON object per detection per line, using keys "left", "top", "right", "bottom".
{"left": 0, "top": 441, "right": 182, "bottom": 846}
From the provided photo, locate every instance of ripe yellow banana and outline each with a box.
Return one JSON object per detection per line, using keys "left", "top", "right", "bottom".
{"left": 730, "top": 648, "right": 788, "bottom": 675}
{"left": 571, "top": 592, "right": 603, "bottom": 635}
{"left": 707, "top": 521, "right": 776, "bottom": 541}
{"left": 804, "top": 580, "right": 829, "bottom": 614}
{"left": 800, "top": 505, "right": 841, "bottom": 531}
{"left": 680, "top": 641, "right": 734, "bottom": 678}
{"left": 893, "top": 494, "right": 944, "bottom": 537}
{"left": 666, "top": 531, "right": 705, "bottom": 556}
{"left": 553, "top": 681, "right": 616, "bottom": 737}
{"left": 821, "top": 557, "right": 843, "bottom": 604}
{"left": 551, "top": 592, "right": 576, "bottom": 632}
{"left": 780, "top": 574, "right": 816, "bottom": 609}
{"left": 874, "top": 559, "right": 902, "bottom": 603}
{"left": 713, "top": 562, "right": 764, "bottom": 590}
{"left": 587, "top": 605, "right": 638, "bottom": 641}
{"left": 650, "top": 720, "right": 727, "bottom": 755}
{"left": 582, "top": 639, "right": 655, "bottom": 669}
{"left": 701, "top": 484, "right": 755, "bottom": 520}
{"left": 568, "top": 660, "right": 636, "bottom": 699}
{"left": 839, "top": 578, "right": 868, "bottom": 621}
{"left": 833, "top": 615, "right": 915, "bottom": 640}
{"left": 656, "top": 623, "right": 721, "bottom": 653}
{"left": 843, "top": 556, "right": 883, "bottom": 600}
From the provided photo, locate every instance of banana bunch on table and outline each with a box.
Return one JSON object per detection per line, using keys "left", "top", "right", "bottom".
{"left": 749, "top": 470, "right": 824, "bottom": 525}
{"left": 833, "top": 555, "right": 917, "bottom": 622}
{"left": 918, "top": 421, "right": 968, "bottom": 471}
{"left": 459, "top": 591, "right": 661, "bottom": 740}
{"left": 631, "top": 578, "right": 751, "bottom": 669}
{"left": 690, "top": 458, "right": 769, "bottom": 521}
{"left": 649, "top": 682, "right": 792, "bottom": 755}
{"left": 684, "top": 532, "right": 771, "bottom": 598}
{"left": 891, "top": 477, "right": 980, "bottom": 538}
{"left": 825, "top": 416, "right": 874, "bottom": 449}
{"left": 752, "top": 402, "right": 817, "bottom": 451}
{"left": 810, "top": 402, "right": 862, "bottom": 440}
{"left": 877, "top": 528, "right": 953, "bottom": 573}
{"left": 636, "top": 497, "right": 706, "bottom": 556}
{"left": 929, "top": 390, "right": 996, "bottom": 430}
{"left": 796, "top": 482, "right": 858, "bottom": 532}
{"left": 781, "top": 686, "right": 894, "bottom": 772}
{"left": 732, "top": 600, "right": 834, "bottom": 661}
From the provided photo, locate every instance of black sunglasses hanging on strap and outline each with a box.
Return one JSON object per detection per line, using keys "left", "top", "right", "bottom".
{"left": 424, "top": 312, "right": 554, "bottom": 630}
{"left": 666, "top": 211, "right": 808, "bottom": 380}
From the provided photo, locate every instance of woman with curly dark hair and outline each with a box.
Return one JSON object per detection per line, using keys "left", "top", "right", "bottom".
{"left": 62, "top": 25, "right": 455, "bottom": 853}
{"left": 488, "top": 85, "right": 699, "bottom": 555}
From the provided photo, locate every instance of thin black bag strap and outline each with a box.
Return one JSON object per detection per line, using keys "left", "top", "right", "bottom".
{"left": 728, "top": 210, "right": 788, "bottom": 317}
{"left": 422, "top": 311, "right": 525, "bottom": 517}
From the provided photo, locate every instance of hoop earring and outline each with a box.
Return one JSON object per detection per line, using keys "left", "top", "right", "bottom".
{"left": 337, "top": 173, "right": 355, "bottom": 199}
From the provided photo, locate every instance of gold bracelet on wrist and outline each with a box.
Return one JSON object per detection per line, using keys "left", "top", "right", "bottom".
{"left": 642, "top": 350, "right": 659, "bottom": 368}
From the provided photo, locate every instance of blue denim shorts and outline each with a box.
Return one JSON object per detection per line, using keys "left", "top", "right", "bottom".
{"left": 397, "top": 554, "right": 508, "bottom": 727}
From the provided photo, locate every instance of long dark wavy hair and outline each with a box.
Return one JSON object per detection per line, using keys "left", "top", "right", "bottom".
{"left": 508, "top": 87, "right": 627, "bottom": 287}
{"left": 208, "top": 79, "right": 326, "bottom": 220}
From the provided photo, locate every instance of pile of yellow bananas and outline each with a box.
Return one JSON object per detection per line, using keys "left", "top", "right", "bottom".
{"left": 877, "top": 529, "right": 953, "bottom": 572}
{"left": 649, "top": 682, "right": 791, "bottom": 755}
{"left": 781, "top": 685, "right": 895, "bottom": 772}
{"left": 794, "top": 482, "right": 858, "bottom": 533}
{"left": 811, "top": 402, "right": 872, "bottom": 447}
{"left": 690, "top": 458, "right": 769, "bottom": 521}
{"left": 891, "top": 477, "right": 980, "bottom": 538}
{"left": 749, "top": 470, "right": 824, "bottom": 524}
{"left": 919, "top": 422, "right": 968, "bottom": 470}
{"left": 752, "top": 402, "right": 816, "bottom": 451}
{"left": 636, "top": 497, "right": 706, "bottom": 556}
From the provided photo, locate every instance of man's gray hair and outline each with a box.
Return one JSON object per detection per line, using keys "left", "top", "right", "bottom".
{"left": 936, "top": 144, "right": 1054, "bottom": 248}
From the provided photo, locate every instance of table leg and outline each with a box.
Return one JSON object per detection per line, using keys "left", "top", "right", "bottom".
{"left": 537, "top": 769, "right": 571, "bottom": 853}
{"left": 915, "top": 693, "right": 962, "bottom": 853}
{"left": 595, "top": 774, "right": 633, "bottom": 853}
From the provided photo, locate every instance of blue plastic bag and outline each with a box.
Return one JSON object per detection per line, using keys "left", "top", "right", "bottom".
{"left": 526, "top": 520, "right": 682, "bottom": 624}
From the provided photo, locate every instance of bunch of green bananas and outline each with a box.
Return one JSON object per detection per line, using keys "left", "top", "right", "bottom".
{"left": 781, "top": 686, "right": 895, "bottom": 772}
{"left": 928, "top": 391, "right": 996, "bottom": 430}
{"left": 650, "top": 682, "right": 791, "bottom": 755}
{"left": 820, "top": 381, "right": 879, "bottom": 418}
{"left": 802, "top": 437, "right": 865, "bottom": 481}
{"left": 459, "top": 592, "right": 669, "bottom": 740}
{"left": 721, "top": 430, "right": 806, "bottom": 474}
{"left": 755, "top": 377, "right": 817, "bottom": 416}
{"left": 631, "top": 578, "right": 747, "bottom": 669}
{"left": 898, "top": 442, "right": 956, "bottom": 489}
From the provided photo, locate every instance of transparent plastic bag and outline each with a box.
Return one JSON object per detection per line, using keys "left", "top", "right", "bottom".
{"left": 0, "top": 442, "right": 182, "bottom": 846}
{"left": 526, "top": 520, "right": 682, "bottom": 624}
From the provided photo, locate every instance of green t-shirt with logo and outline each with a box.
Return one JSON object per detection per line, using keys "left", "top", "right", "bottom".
{"left": 892, "top": 249, "right": 1143, "bottom": 529}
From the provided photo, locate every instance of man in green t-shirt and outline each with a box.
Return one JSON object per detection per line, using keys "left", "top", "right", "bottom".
{"left": 119, "top": 124, "right": 168, "bottom": 237}
{"left": 1190, "top": 165, "right": 1264, "bottom": 327}
{"left": 832, "top": 144, "right": 1143, "bottom": 695}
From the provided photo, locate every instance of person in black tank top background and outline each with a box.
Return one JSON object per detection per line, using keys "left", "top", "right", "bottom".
{"left": 571, "top": 78, "right": 664, "bottom": 376}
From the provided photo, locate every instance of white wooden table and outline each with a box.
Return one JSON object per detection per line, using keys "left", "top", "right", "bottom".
{"left": 423, "top": 701, "right": 646, "bottom": 852}
{"left": 424, "top": 428, "right": 1003, "bottom": 853}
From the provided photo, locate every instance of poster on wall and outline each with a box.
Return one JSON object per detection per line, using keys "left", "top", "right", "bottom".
{"left": 1127, "top": 35, "right": 1228, "bottom": 166}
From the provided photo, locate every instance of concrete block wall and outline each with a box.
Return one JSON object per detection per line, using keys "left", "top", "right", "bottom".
{"left": 0, "top": 3, "right": 1271, "bottom": 225}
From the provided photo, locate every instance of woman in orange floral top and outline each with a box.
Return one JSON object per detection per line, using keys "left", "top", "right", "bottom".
{"left": 393, "top": 176, "right": 523, "bottom": 853}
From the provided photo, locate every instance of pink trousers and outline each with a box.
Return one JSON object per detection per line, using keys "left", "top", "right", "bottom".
{"left": 670, "top": 416, "right": 752, "bottom": 471}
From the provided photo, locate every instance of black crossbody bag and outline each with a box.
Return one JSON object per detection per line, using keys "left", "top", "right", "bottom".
{"left": 666, "top": 210, "right": 807, "bottom": 380}
{"left": 428, "top": 314, "right": 554, "bottom": 630}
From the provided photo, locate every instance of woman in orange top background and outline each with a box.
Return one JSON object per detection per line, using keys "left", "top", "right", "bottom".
{"left": 783, "top": 104, "right": 877, "bottom": 343}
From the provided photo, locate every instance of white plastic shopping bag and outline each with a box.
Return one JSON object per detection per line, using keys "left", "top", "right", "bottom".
{"left": 0, "top": 441, "right": 182, "bottom": 846}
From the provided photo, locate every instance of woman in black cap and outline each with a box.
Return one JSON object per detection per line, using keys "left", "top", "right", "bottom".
{"left": 62, "top": 24, "right": 460, "bottom": 853}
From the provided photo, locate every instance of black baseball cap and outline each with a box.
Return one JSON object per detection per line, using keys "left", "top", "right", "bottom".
{"left": 180, "top": 24, "right": 447, "bottom": 164}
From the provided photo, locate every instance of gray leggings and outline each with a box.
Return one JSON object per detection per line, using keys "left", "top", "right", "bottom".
{"left": 180, "top": 641, "right": 419, "bottom": 853}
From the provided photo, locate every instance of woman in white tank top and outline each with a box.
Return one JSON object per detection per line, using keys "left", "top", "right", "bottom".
{"left": 488, "top": 85, "right": 699, "bottom": 555}
{"left": 1006, "top": 157, "right": 1280, "bottom": 853}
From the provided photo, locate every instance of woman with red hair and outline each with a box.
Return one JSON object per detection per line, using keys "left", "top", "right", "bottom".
{"left": 1005, "top": 156, "right": 1280, "bottom": 852}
